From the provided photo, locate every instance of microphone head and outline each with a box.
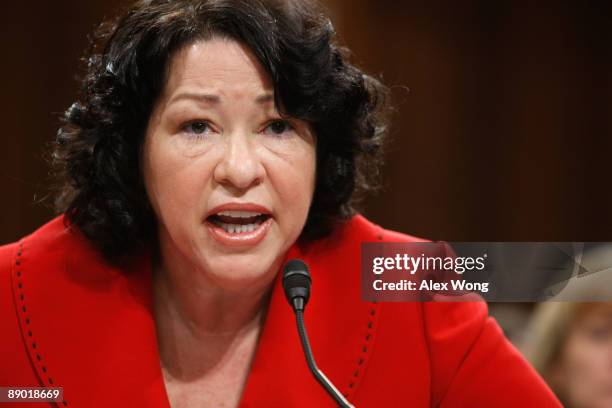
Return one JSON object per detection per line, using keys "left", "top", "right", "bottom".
{"left": 283, "top": 259, "right": 311, "bottom": 309}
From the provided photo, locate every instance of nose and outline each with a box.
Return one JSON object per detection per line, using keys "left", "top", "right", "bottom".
{"left": 213, "top": 132, "right": 265, "bottom": 190}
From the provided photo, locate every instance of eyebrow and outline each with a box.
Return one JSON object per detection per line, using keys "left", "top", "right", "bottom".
{"left": 168, "top": 92, "right": 274, "bottom": 105}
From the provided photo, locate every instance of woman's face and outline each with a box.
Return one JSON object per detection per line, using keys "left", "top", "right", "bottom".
{"left": 142, "top": 38, "right": 316, "bottom": 291}
{"left": 553, "top": 304, "right": 612, "bottom": 408}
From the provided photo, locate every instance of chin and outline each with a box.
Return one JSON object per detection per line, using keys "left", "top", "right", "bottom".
{"left": 199, "top": 252, "right": 281, "bottom": 292}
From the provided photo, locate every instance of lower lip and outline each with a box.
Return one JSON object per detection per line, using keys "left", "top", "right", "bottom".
{"left": 205, "top": 217, "right": 273, "bottom": 247}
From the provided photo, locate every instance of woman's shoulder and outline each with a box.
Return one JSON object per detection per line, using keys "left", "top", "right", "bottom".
{"left": 0, "top": 216, "right": 79, "bottom": 265}
{"left": 0, "top": 217, "right": 160, "bottom": 403}
{"left": 332, "top": 213, "right": 429, "bottom": 245}
{"left": 0, "top": 218, "right": 73, "bottom": 387}
{"left": 0, "top": 216, "right": 125, "bottom": 282}
{"left": 333, "top": 215, "right": 560, "bottom": 406}
{"left": 0, "top": 217, "right": 75, "bottom": 326}
{"left": 0, "top": 248, "right": 39, "bottom": 386}
{"left": 0, "top": 216, "right": 98, "bottom": 299}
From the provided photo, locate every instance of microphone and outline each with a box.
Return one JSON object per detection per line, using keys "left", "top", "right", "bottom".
{"left": 282, "top": 259, "right": 355, "bottom": 408}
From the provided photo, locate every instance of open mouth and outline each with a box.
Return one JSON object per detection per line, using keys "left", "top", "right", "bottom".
{"left": 206, "top": 211, "right": 272, "bottom": 234}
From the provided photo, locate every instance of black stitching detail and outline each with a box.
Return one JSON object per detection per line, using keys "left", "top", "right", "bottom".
{"left": 14, "top": 241, "right": 69, "bottom": 405}
{"left": 346, "top": 302, "right": 380, "bottom": 397}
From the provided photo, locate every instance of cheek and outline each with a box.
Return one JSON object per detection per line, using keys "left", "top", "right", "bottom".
{"left": 563, "top": 336, "right": 609, "bottom": 387}
{"left": 143, "top": 138, "right": 213, "bottom": 225}
{"left": 271, "top": 146, "right": 316, "bottom": 212}
{"left": 286, "top": 158, "right": 316, "bottom": 201}
{"left": 260, "top": 141, "right": 315, "bottom": 240}
{"left": 559, "top": 340, "right": 612, "bottom": 408}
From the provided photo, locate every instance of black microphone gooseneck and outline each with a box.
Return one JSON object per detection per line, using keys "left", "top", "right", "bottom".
{"left": 282, "top": 259, "right": 355, "bottom": 408}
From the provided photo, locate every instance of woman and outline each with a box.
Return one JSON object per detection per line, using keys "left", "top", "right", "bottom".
{"left": 0, "top": 0, "right": 560, "bottom": 406}
{"left": 524, "top": 302, "right": 612, "bottom": 408}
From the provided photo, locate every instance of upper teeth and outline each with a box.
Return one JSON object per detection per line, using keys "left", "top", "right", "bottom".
{"left": 217, "top": 210, "right": 263, "bottom": 218}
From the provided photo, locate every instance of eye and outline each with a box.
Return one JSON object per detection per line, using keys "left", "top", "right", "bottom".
{"left": 182, "top": 120, "right": 213, "bottom": 136}
{"left": 263, "top": 120, "right": 294, "bottom": 137}
{"left": 587, "top": 325, "right": 612, "bottom": 342}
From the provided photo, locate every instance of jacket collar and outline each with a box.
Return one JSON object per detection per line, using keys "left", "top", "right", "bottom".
{"left": 12, "top": 215, "right": 383, "bottom": 407}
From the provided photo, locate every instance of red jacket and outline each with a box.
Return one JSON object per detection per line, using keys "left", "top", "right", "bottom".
{"left": 0, "top": 215, "right": 560, "bottom": 407}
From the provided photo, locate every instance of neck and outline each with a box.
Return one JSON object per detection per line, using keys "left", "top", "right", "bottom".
{"left": 153, "top": 261, "right": 273, "bottom": 338}
{"left": 151, "top": 236, "right": 279, "bottom": 383}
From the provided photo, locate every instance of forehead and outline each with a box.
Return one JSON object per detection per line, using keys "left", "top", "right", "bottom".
{"left": 163, "top": 37, "right": 274, "bottom": 98}
{"left": 575, "top": 303, "right": 612, "bottom": 323}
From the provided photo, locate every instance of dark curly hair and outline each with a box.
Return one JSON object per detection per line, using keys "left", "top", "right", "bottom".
{"left": 53, "top": 0, "right": 389, "bottom": 260}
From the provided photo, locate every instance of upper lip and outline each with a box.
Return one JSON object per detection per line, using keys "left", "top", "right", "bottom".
{"left": 206, "top": 202, "right": 272, "bottom": 219}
